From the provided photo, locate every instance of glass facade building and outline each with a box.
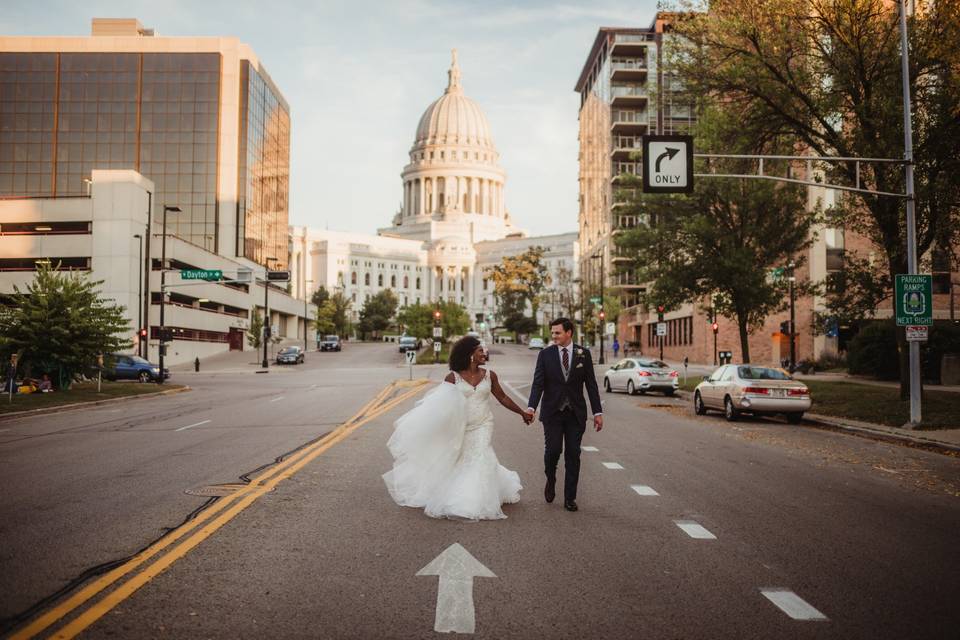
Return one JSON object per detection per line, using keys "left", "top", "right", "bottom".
{"left": 0, "top": 36, "right": 288, "bottom": 267}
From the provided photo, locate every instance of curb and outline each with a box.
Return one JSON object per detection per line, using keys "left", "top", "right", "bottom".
{"left": 0, "top": 385, "right": 191, "bottom": 422}
{"left": 676, "top": 390, "right": 959, "bottom": 456}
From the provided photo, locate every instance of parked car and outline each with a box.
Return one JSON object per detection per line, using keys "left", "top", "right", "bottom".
{"left": 528, "top": 337, "right": 546, "bottom": 350}
{"left": 693, "top": 364, "right": 811, "bottom": 424}
{"left": 276, "top": 346, "right": 305, "bottom": 365}
{"left": 398, "top": 336, "right": 421, "bottom": 353}
{"left": 104, "top": 354, "right": 169, "bottom": 382}
{"left": 319, "top": 335, "right": 342, "bottom": 352}
{"left": 604, "top": 358, "right": 678, "bottom": 396}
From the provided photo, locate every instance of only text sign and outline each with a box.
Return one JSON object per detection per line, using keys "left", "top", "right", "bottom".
{"left": 642, "top": 135, "right": 694, "bottom": 194}
{"left": 895, "top": 274, "right": 933, "bottom": 326}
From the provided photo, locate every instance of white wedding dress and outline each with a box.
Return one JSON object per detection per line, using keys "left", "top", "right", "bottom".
{"left": 382, "top": 371, "right": 522, "bottom": 520}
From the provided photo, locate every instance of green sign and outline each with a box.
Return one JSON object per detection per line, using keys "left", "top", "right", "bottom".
{"left": 589, "top": 296, "right": 602, "bottom": 304}
{"left": 181, "top": 269, "right": 223, "bottom": 282}
{"left": 894, "top": 274, "right": 933, "bottom": 326}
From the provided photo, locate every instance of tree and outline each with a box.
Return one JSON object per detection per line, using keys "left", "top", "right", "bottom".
{"left": 0, "top": 262, "right": 131, "bottom": 389}
{"left": 326, "top": 291, "right": 352, "bottom": 338}
{"left": 487, "top": 246, "right": 551, "bottom": 333}
{"left": 437, "top": 300, "right": 471, "bottom": 338}
{"left": 552, "top": 265, "right": 581, "bottom": 322}
{"left": 667, "top": 0, "right": 960, "bottom": 391}
{"left": 311, "top": 286, "right": 330, "bottom": 308}
{"left": 614, "top": 104, "right": 818, "bottom": 362}
{"left": 247, "top": 307, "right": 264, "bottom": 350}
{"left": 357, "top": 290, "right": 398, "bottom": 340}
{"left": 314, "top": 300, "right": 337, "bottom": 337}
{"left": 397, "top": 303, "right": 434, "bottom": 340}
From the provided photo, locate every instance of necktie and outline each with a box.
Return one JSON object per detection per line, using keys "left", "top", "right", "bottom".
{"left": 562, "top": 347, "right": 569, "bottom": 376}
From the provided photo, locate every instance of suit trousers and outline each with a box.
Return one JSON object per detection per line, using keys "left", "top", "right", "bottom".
{"left": 543, "top": 409, "right": 586, "bottom": 501}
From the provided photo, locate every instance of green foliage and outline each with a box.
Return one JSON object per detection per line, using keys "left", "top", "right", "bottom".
{"left": 438, "top": 300, "right": 471, "bottom": 338}
{"left": 487, "top": 246, "right": 550, "bottom": 325}
{"left": 314, "top": 300, "right": 337, "bottom": 337}
{"left": 613, "top": 103, "right": 818, "bottom": 361}
{"left": 247, "top": 307, "right": 263, "bottom": 349}
{"left": 357, "top": 289, "right": 398, "bottom": 339}
{"left": 0, "top": 262, "right": 131, "bottom": 389}
{"left": 847, "top": 321, "right": 899, "bottom": 380}
{"left": 397, "top": 300, "right": 471, "bottom": 341}
{"left": 504, "top": 312, "right": 538, "bottom": 337}
{"left": 311, "top": 286, "right": 330, "bottom": 308}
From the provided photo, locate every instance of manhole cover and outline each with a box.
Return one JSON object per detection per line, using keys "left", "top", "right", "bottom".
{"left": 184, "top": 483, "right": 247, "bottom": 497}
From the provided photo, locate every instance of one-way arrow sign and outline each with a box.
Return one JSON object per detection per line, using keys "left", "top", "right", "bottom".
{"left": 417, "top": 543, "right": 496, "bottom": 634}
{"left": 643, "top": 134, "right": 694, "bottom": 194}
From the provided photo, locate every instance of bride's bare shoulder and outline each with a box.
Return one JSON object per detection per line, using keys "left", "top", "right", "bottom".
{"left": 444, "top": 371, "right": 456, "bottom": 384}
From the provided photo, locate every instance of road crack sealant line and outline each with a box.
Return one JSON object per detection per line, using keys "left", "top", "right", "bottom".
{"left": 6, "top": 379, "right": 429, "bottom": 640}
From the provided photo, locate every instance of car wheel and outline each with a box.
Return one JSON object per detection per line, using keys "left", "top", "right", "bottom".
{"left": 627, "top": 380, "right": 636, "bottom": 395}
{"left": 138, "top": 371, "right": 151, "bottom": 383}
{"left": 786, "top": 412, "right": 803, "bottom": 425}
{"left": 724, "top": 396, "right": 739, "bottom": 422}
{"left": 604, "top": 378, "right": 611, "bottom": 393}
{"left": 694, "top": 391, "right": 707, "bottom": 415}
{"left": 663, "top": 388, "right": 675, "bottom": 397}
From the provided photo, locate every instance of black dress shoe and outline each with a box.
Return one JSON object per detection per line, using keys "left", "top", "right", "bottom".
{"left": 564, "top": 500, "right": 578, "bottom": 512}
{"left": 544, "top": 478, "right": 556, "bottom": 503}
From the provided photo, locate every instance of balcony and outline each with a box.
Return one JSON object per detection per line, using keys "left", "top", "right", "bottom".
{"left": 611, "top": 58, "right": 648, "bottom": 82}
{"left": 610, "top": 109, "right": 648, "bottom": 135}
{"left": 611, "top": 161, "right": 640, "bottom": 184}
{"left": 611, "top": 33, "right": 655, "bottom": 57}
{"left": 610, "top": 135, "right": 643, "bottom": 160}
{"left": 611, "top": 84, "right": 649, "bottom": 107}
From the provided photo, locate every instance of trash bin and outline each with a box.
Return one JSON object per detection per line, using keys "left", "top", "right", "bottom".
{"left": 941, "top": 354, "right": 960, "bottom": 386}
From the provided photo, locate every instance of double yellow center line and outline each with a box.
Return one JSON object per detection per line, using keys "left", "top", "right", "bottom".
{"left": 12, "top": 379, "right": 429, "bottom": 640}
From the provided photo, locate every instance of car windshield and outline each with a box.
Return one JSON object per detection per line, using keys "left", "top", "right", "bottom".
{"left": 400, "top": 337, "right": 416, "bottom": 343}
{"left": 324, "top": 335, "right": 338, "bottom": 341}
{"left": 737, "top": 366, "right": 792, "bottom": 380}
{"left": 637, "top": 359, "right": 668, "bottom": 369}
{"left": 129, "top": 356, "right": 151, "bottom": 365}
{"left": 280, "top": 347, "right": 299, "bottom": 354}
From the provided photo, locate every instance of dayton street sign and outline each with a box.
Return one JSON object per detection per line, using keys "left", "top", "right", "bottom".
{"left": 180, "top": 269, "right": 222, "bottom": 281}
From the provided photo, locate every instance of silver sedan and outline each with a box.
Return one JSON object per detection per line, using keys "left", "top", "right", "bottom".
{"left": 604, "top": 358, "right": 679, "bottom": 396}
{"left": 693, "top": 364, "right": 811, "bottom": 423}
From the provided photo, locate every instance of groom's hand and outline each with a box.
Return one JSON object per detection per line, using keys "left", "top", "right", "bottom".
{"left": 593, "top": 414, "right": 604, "bottom": 432}
{"left": 523, "top": 408, "right": 535, "bottom": 425}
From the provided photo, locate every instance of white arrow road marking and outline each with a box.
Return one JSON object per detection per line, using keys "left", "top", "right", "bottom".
{"left": 581, "top": 446, "right": 599, "bottom": 452}
{"left": 631, "top": 484, "right": 659, "bottom": 496}
{"left": 602, "top": 462, "right": 624, "bottom": 470}
{"left": 760, "top": 589, "right": 828, "bottom": 621}
{"left": 175, "top": 420, "right": 211, "bottom": 432}
{"left": 674, "top": 520, "right": 716, "bottom": 539}
{"left": 417, "top": 543, "right": 496, "bottom": 634}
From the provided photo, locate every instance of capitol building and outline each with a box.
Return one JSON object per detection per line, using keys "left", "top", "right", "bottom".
{"left": 290, "top": 51, "right": 578, "bottom": 328}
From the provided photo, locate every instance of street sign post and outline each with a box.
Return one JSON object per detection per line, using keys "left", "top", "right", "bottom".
{"left": 642, "top": 135, "right": 694, "bottom": 194}
{"left": 605, "top": 322, "right": 615, "bottom": 336}
{"left": 656, "top": 322, "right": 667, "bottom": 337}
{"left": 180, "top": 269, "right": 222, "bottom": 281}
{"left": 433, "top": 340, "right": 441, "bottom": 353}
{"left": 906, "top": 326, "right": 929, "bottom": 342}
{"left": 433, "top": 326, "right": 443, "bottom": 338}
{"left": 895, "top": 274, "right": 933, "bottom": 326}
{"left": 589, "top": 296, "right": 602, "bottom": 305}
{"left": 405, "top": 349, "right": 416, "bottom": 379}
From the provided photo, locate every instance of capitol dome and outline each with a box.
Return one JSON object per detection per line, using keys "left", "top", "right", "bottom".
{"left": 414, "top": 51, "right": 495, "bottom": 150}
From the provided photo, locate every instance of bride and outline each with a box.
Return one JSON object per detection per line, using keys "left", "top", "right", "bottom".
{"left": 383, "top": 335, "right": 529, "bottom": 520}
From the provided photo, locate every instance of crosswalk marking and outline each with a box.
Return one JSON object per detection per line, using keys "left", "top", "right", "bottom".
{"left": 630, "top": 484, "right": 659, "bottom": 496}
{"left": 674, "top": 520, "right": 716, "bottom": 539}
{"left": 581, "top": 446, "right": 599, "bottom": 452}
{"left": 602, "top": 462, "right": 624, "bottom": 470}
{"left": 760, "top": 589, "right": 828, "bottom": 621}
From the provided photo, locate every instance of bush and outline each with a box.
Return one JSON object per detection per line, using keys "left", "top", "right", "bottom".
{"left": 921, "top": 321, "right": 960, "bottom": 384}
{"left": 814, "top": 352, "right": 848, "bottom": 371}
{"left": 847, "top": 321, "right": 899, "bottom": 380}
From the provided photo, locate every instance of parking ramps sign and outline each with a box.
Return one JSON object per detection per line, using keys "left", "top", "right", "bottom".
{"left": 642, "top": 135, "right": 694, "bottom": 194}
{"left": 895, "top": 274, "right": 932, "bottom": 326}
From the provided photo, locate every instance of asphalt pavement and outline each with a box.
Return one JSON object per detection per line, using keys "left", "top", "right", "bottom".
{"left": 1, "top": 343, "right": 958, "bottom": 639}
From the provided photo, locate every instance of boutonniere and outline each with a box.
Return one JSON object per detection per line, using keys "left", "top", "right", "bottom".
{"left": 575, "top": 363, "right": 584, "bottom": 369}
{"left": 575, "top": 348, "right": 584, "bottom": 357}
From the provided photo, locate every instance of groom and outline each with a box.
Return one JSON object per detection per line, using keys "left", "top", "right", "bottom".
{"left": 525, "top": 318, "right": 603, "bottom": 512}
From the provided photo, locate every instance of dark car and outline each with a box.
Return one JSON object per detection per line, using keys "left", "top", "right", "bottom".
{"left": 276, "top": 346, "right": 305, "bottom": 365}
{"left": 398, "top": 336, "right": 421, "bottom": 353}
{"left": 319, "top": 335, "right": 341, "bottom": 352}
{"left": 104, "top": 354, "right": 170, "bottom": 382}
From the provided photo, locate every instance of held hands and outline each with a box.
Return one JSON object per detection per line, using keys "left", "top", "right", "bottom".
{"left": 593, "top": 414, "right": 604, "bottom": 432}
{"left": 522, "top": 409, "right": 535, "bottom": 425}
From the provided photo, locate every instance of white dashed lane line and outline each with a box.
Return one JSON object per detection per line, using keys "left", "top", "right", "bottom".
{"left": 175, "top": 420, "right": 211, "bottom": 432}
{"left": 760, "top": 589, "right": 828, "bottom": 621}
{"left": 602, "top": 462, "right": 624, "bottom": 470}
{"left": 581, "top": 446, "right": 599, "bottom": 452}
{"left": 674, "top": 520, "right": 717, "bottom": 540}
{"left": 270, "top": 396, "right": 285, "bottom": 403}
{"left": 630, "top": 484, "right": 659, "bottom": 496}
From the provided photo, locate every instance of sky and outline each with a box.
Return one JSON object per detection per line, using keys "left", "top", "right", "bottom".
{"left": 3, "top": 0, "right": 661, "bottom": 237}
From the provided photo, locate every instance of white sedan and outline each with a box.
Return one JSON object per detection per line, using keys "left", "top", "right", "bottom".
{"left": 604, "top": 358, "right": 679, "bottom": 396}
{"left": 693, "top": 364, "right": 811, "bottom": 423}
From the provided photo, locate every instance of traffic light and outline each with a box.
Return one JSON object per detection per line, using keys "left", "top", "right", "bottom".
{"left": 599, "top": 310, "right": 606, "bottom": 320}
{"left": 139, "top": 328, "right": 147, "bottom": 339}
{"left": 780, "top": 320, "right": 792, "bottom": 335}
{"left": 657, "top": 305, "right": 665, "bottom": 322}
{"left": 434, "top": 310, "right": 441, "bottom": 321}
{"left": 711, "top": 322, "right": 719, "bottom": 334}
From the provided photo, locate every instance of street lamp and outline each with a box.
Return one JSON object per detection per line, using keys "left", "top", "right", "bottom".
{"left": 788, "top": 261, "right": 797, "bottom": 372}
{"left": 262, "top": 257, "right": 278, "bottom": 369}
{"left": 304, "top": 278, "right": 314, "bottom": 352}
{"left": 133, "top": 234, "right": 143, "bottom": 358}
{"left": 157, "top": 205, "right": 181, "bottom": 384}
{"left": 572, "top": 277, "right": 584, "bottom": 345}
{"left": 590, "top": 254, "right": 605, "bottom": 364}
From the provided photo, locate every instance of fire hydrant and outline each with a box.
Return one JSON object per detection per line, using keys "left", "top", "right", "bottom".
{"left": 194, "top": 357, "right": 200, "bottom": 372}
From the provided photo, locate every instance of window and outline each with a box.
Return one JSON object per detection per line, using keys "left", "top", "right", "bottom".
{"left": 403, "top": 275, "right": 409, "bottom": 288}
{"left": 378, "top": 274, "right": 384, "bottom": 287}
{"left": 351, "top": 272, "right": 357, "bottom": 285}
{"left": 390, "top": 275, "right": 396, "bottom": 288}
{"left": 416, "top": 277, "right": 421, "bottom": 290}
{"left": 364, "top": 273, "right": 370, "bottom": 286}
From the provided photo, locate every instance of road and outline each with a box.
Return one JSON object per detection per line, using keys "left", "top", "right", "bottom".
{"left": 1, "top": 343, "right": 958, "bottom": 639}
